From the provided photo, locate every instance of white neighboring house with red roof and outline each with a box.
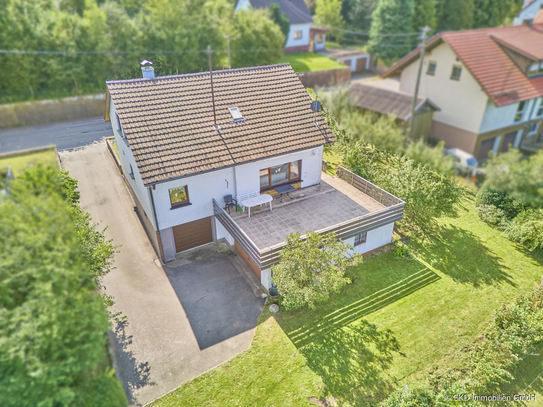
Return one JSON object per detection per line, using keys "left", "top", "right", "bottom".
{"left": 235, "top": 0, "right": 326, "bottom": 53}
{"left": 514, "top": 0, "right": 543, "bottom": 25}
{"left": 383, "top": 23, "right": 543, "bottom": 159}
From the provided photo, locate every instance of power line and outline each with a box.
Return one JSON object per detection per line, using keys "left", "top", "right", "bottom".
{"left": 317, "top": 24, "right": 420, "bottom": 37}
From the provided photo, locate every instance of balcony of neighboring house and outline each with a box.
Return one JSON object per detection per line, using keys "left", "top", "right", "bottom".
{"left": 213, "top": 165, "right": 405, "bottom": 288}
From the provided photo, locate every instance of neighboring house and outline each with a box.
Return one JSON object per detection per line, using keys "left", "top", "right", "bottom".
{"left": 383, "top": 23, "right": 543, "bottom": 160}
{"left": 235, "top": 0, "right": 322, "bottom": 53}
{"left": 104, "top": 64, "right": 404, "bottom": 289}
{"left": 514, "top": 0, "right": 543, "bottom": 25}
{"left": 349, "top": 82, "right": 440, "bottom": 140}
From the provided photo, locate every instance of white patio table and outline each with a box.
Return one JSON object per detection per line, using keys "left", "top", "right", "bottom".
{"left": 240, "top": 194, "right": 273, "bottom": 218}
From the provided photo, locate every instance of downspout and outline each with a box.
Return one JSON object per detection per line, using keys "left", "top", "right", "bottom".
{"left": 518, "top": 97, "right": 539, "bottom": 149}
{"left": 148, "top": 186, "right": 163, "bottom": 262}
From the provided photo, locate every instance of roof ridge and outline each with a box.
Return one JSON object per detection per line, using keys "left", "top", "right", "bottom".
{"left": 106, "top": 63, "right": 293, "bottom": 85}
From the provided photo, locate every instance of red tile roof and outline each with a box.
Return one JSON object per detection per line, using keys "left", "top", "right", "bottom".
{"left": 106, "top": 64, "right": 333, "bottom": 186}
{"left": 382, "top": 25, "right": 543, "bottom": 107}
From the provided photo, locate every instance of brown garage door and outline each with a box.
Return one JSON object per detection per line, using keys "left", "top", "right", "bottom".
{"left": 477, "top": 137, "right": 496, "bottom": 160}
{"left": 501, "top": 131, "right": 517, "bottom": 153}
{"left": 173, "top": 217, "right": 212, "bottom": 253}
{"left": 234, "top": 241, "right": 261, "bottom": 280}
{"left": 356, "top": 57, "right": 368, "bottom": 71}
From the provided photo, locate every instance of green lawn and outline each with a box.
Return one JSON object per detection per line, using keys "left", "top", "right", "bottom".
{"left": 279, "top": 52, "right": 345, "bottom": 72}
{"left": 0, "top": 147, "right": 58, "bottom": 173}
{"left": 150, "top": 190, "right": 543, "bottom": 406}
{"left": 149, "top": 313, "right": 325, "bottom": 407}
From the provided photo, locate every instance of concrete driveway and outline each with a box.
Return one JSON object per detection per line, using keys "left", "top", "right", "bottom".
{"left": 59, "top": 142, "right": 264, "bottom": 406}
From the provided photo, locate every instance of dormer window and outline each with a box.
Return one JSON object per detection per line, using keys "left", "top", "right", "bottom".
{"left": 529, "top": 62, "right": 539, "bottom": 75}
{"left": 229, "top": 107, "right": 244, "bottom": 122}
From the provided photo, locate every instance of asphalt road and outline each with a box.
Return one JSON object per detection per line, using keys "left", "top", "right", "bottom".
{"left": 0, "top": 116, "right": 113, "bottom": 154}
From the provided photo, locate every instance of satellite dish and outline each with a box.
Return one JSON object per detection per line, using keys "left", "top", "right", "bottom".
{"left": 310, "top": 101, "right": 322, "bottom": 112}
{"left": 140, "top": 60, "right": 153, "bottom": 66}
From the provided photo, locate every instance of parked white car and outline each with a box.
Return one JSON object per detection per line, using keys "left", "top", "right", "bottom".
{"left": 445, "top": 148, "right": 479, "bottom": 175}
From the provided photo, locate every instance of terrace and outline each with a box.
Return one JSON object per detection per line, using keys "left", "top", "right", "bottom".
{"left": 213, "top": 166, "right": 404, "bottom": 270}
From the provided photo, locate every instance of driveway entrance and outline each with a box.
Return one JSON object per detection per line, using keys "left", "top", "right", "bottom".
{"left": 60, "top": 142, "right": 264, "bottom": 406}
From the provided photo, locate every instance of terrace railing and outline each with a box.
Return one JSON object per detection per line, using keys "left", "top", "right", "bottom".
{"left": 214, "top": 166, "right": 405, "bottom": 270}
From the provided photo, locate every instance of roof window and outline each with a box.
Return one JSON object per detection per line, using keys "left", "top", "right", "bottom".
{"left": 229, "top": 107, "right": 244, "bottom": 122}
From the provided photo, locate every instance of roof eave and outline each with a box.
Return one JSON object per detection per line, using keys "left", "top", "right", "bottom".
{"left": 142, "top": 140, "right": 334, "bottom": 187}
{"left": 381, "top": 35, "right": 445, "bottom": 79}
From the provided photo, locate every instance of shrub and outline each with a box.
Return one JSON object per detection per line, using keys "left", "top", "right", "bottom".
{"left": 380, "top": 384, "right": 436, "bottom": 407}
{"left": 394, "top": 241, "right": 410, "bottom": 259}
{"left": 502, "top": 209, "right": 543, "bottom": 252}
{"left": 476, "top": 189, "right": 525, "bottom": 220}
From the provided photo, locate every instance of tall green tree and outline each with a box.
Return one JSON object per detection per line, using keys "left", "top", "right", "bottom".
{"left": 472, "top": 0, "right": 518, "bottom": 28}
{"left": 314, "top": 0, "right": 346, "bottom": 42}
{"left": 0, "top": 167, "right": 117, "bottom": 406}
{"left": 230, "top": 9, "right": 284, "bottom": 68}
{"left": 412, "top": 0, "right": 437, "bottom": 31}
{"left": 268, "top": 3, "right": 290, "bottom": 46}
{"left": 369, "top": 0, "right": 416, "bottom": 64}
{"left": 341, "top": 0, "right": 377, "bottom": 32}
{"left": 435, "top": 0, "right": 474, "bottom": 31}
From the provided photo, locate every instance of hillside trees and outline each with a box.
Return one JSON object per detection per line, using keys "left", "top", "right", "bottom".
{"left": 314, "top": 0, "right": 346, "bottom": 41}
{"left": 269, "top": 3, "right": 290, "bottom": 45}
{"left": 369, "top": 0, "right": 416, "bottom": 63}
{"left": 435, "top": 0, "right": 475, "bottom": 30}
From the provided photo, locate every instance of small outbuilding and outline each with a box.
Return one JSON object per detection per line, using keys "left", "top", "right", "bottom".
{"left": 349, "top": 82, "right": 440, "bottom": 140}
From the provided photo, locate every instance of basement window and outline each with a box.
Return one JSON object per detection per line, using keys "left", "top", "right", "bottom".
{"left": 229, "top": 107, "right": 244, "bottom": 122}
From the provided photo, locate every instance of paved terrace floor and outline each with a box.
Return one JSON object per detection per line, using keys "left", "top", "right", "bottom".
{"left": 231, "top": 173, "right": 385, "bottom": 250}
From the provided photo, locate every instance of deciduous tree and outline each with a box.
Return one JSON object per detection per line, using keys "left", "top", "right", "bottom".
{"left": 272, "top": 232, "right": 360, "bottom": 310}
{"left": 314, "top": 0, "right": 346, "bottom": 42}
{"left": 472, "top": 0, "right": 519, "bottom": 28}
{"left": 435, "top": 0, "right": 474, "bottom": 30}
{"left": 269, "top": 3, "right": 290, "bottom": 46}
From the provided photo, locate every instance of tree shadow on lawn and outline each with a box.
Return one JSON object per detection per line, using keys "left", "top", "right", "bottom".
{"left": 415, "top": 224, "right": 515, "bottom": 288}
{"left": 274, "top": 255, "right": 441, "bottom": 405}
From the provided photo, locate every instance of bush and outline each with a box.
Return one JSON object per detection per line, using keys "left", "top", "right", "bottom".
{"left": 394, "top": 241, "right": 409, "bottom": 259}
{"left": 476, "top": 189, "right": 525, "bottom": 220}
{"left": 502, "top": 209, "right": 543, "bottom": 252}
{"left": 380, "top": 385, "right": 435, "bottom": 407}
{"left": 74, "top": 371, "right": 128, "bottom": 407}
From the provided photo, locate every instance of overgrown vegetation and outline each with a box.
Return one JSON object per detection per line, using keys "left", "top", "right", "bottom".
{"left": 0, "top": 165, "right": 126, "bottom": 406}
{"left": 272, "top": 232, "right": 361, "bottom": 310}
{"left": 381, "top": 284, "right": 543, "bottom": 406}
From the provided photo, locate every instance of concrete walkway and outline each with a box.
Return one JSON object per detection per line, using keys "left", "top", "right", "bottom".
{"left": 60, "top": 142, "right": 261, "bottom": 406}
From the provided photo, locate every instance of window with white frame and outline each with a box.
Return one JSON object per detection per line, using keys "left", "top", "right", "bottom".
{"left": 514, "top": 101, "right": 526, "bottom": 122}
{"left": 427, "top": 61, "right": 437, "bottom": 76}
{"left": 129, "top": 164, "right": 135, "bottom": 180}
{"left": 537, "top": 99, "right": 543, "bottom": 117}
{"left": 450, "top": 65, "right": 462, "bottom": 81}
{"left": 529, "top": 122, "right": 539, "bottom": 134}
{"left": 116, "top": 113, "right": 125, "bottom": 138}
{"left": 293, "top": 30, "right": 302, "bottom": 40}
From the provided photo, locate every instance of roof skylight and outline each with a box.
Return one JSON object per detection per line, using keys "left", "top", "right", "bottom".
{"left": 229, "top": 107, "right": 244, "bottom": 122}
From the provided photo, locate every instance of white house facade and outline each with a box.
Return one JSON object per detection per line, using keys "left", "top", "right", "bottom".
{"left": 234, "top": 0, "right": 319, "bottom": 53}
{"left": 384, "top": 24, "right": 543, "bottom": 159}
{"left": 106, "top": 64, "right": 403, "bottom": 289}
{"left": 514, "top": 0, "right": 543, "bottom": 25}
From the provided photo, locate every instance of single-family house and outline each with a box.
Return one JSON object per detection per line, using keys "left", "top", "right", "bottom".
{"left": 514, "top": 0, "right": 543, "bottom": 25}
{"left": 349, "top": 82, "right": 440, "bottom": 140}
{"left": 382, "top": 22, "right": 543, "bottom": 159}
{"left": 234, "top": 0, "right": 325, "bottom": 54}
{"left": 104, "top": 63, "right": 404, "bottom": 289}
